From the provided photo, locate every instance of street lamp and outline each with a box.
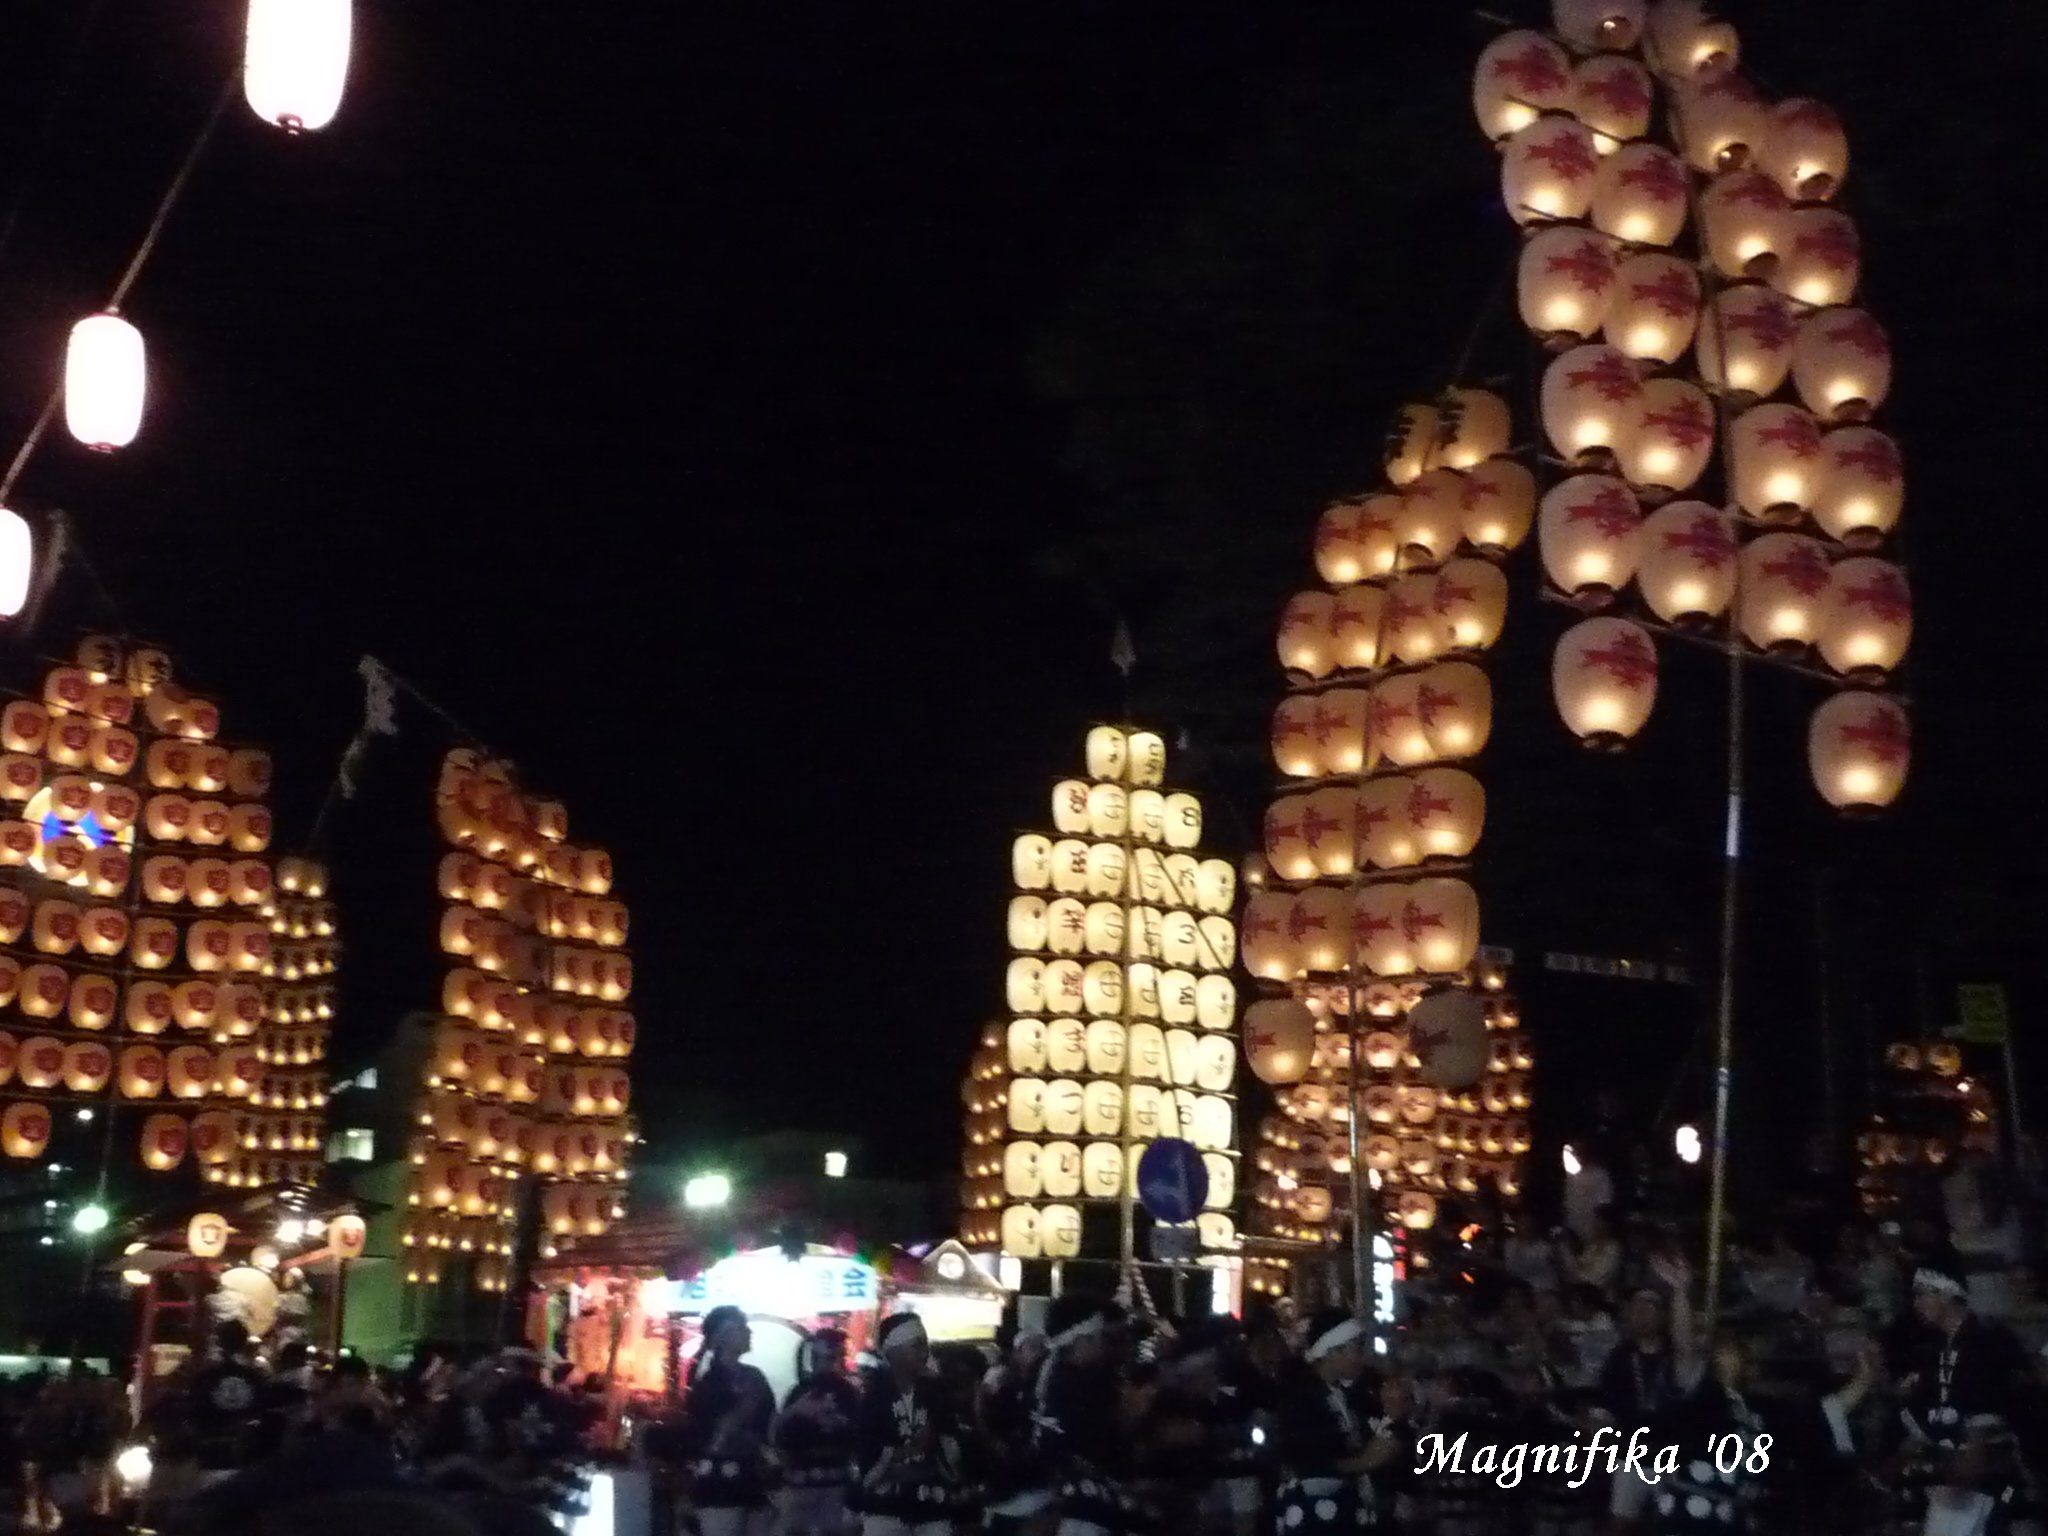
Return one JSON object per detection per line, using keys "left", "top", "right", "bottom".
{"left": 823, "top": 1151, "right": 848, "bottom": 1179}
{"left": 1674, "top": 1125, "right": 1703, "bottom": 1166}
{"left": 72, "top": 1203, "right": 110, "bottom": 1236}
{"left": 684, "top": 1173, "right": 731, "bottom": 1211}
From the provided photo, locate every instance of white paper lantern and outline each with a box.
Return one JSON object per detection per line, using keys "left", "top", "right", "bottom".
{"left": 1277, "top": 592, "right": 1337, "bottom": 678}
{"left": 1404, "top": 769, "right": 1486, "bottom": 862}
{"left": 1570, "top": 56, "right": 1653, "bottom": 152}
{"left": 1541, "top": 345, "right": 1643, "bottom": 467}
{"left": 1458, "top": 458, "right": 1537, "bottom": 554}
{"left": 244, "top": 0, "right": 352, "bottom": 132}
{"left": 1288, "top": 888, "right": 1349, "bottom": 975}
{"left": 1384, "top": 574, "right": 1445, "bottom": 666}
{"left": 1646, "top": 1, "right": 1740, "bottom": 79}
{"left": 1004, "top": 1142, "right": 1044, "bottom": 1199}
{"left": 1502, "top": 118, "right": 1601, "bottom": 226}
{"left": 1699, "top": 169, "right": 1787, "bottom": 280}
{"left": 1012, "top": 835, "right": 1052, "bottom": 891}
{"left": 63, "top": 314, "right": 146, "bottom": 452}
{"left": 1758, "top": 98, "right": 1848, "bottom": 202}
{"left": 1591, "top": 143, "right": 1690, "bottom": 248}
{"left": 1041, "top": 1142, "right": 1082, "bottom": 1199}
{"left": 1737, "top": 532, "right": 1832, "bottom": 652}
{"left": 1817, "top": 558, "right": 1911, "bottom": 679}
{"left": 0, "top": 509, "right": 31, "bottom": 619}
{"left": 1080, "top": 1143, "right": 1121, "bottom": 1199}
{"left": 1790, "top": 308, "right": 1892, "bottom": 425}
{"left": 1603, "top": 254, "right": 1699, "bottom": 366}
{"left": 1673, "top": 71, "right": 1766, "bottom": 172}
{"left": 1385, "top": 403, "right": 1440, "bottom": 486}
{"left": 1085, "top": 726, "right": 1128, "bottom": 782}
{"left": 1432, "top": 558, "right": 1509, "bottom": 653}
{"left": 1619, "top": 378, "right": 1715, "bottom": 497}
{"left": 1518, "top": 227, "right": 1618, "bottom": 343}
{"left": 1008, "top": 897, "right": 1049, "bottom": 952}
{"left": 1812, "top": 428, "right": 1903, "bottom": 549}
{"left": 1000, "top": 1205, "right": 1042, "bottom": 1257}
{"left": 1731, "top": 404, "right": 1823, "bottom": 521}
{"left": 1442, "top": 389, "right": 1511, "bottom": 468}
{"left": 1008, "top": 1019, "right": 1049, "bottom": 1074}
{"left": 1773, "top": 208, "right": 1861, "bottom": 308}
{"left": 1553, "top": 617, "right": 1659, "bottom": 747}
{"left": 1195, "top": 973, "right": 1235, "bottom": 1031}
{"left": 1637, "top": 502, "right": 1738, "bottom": 623}
{"left": 1553, "top": 0, "right": 1645, "bottom": 51}
{"left": 1471, "top": 31, "right": 1572, "bottom": 141}
{"left": 1808, "top": 692, "right": 1908, "bottom": 811}
{"left": 1539, "top": 474, "right": 1641, "bottom": 602}
{"left": 1695, "top": 283, "right": 1796, "bottom": 402}
{"left": 1327, "top": 584, "right": 1384, "bottom": 672}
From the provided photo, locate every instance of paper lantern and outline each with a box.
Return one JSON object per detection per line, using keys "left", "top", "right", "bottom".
{"left": 1758, "top": 97, "right": 1848, "bottom": 202}
{"left": 1357, "top": 776, "right": 1415, "bottom": 869}
{"left": 1813, "top": 428, "right": 1903, "bottom": 549}
{"left": 1542, "top": 345, "right": 1641, "bottom": 467}
{"left": 1276, "top": 592, "right": 1336, "bottom": 678}
{"left": 1441, "top": 390, "right": 1511, "bottom": 470}
{"left": 63, "top": 313, "right": 146, "bottom": 452}
{"left": 1236, "top": 1003, "right": 1318, "bottom": 1089}
{"left": 1309, "top": 690, "right": 1370, "bottom": 777}
{"left": 1553, "top": 0, "right": 1644, "bottom": 51}
{"left": 89, "top": 724, "right": 138, "bottom": 776}
{"left": 999, "top": 1205, "right": 1042, "bottom": 1257}
{"left": 217, "top": 981, "right": 267, "bottom": 1039}
{"left": 1674, "top": 71, "right": 1765, "bottom": 173}
{"left": 83, "top": 845, "right": 131, "bottom": 899}
{"left": 1694, "top": 283, "right": 1795, "bottom": 403}
{"left": 1818, "top": 558, "right": 1912, "bottom": 680}
{"left": 1700, "top": 170, "right": 1786, "bottom": 280}
{"left": 1163, "top": 793, "right": 1202, "bottom": 850}
{"left": 1791, "top": 307, "right": 1891, "bottom": 425}
{"left": 1458, "top": 457, "right": 1536, "bottom": 554}
{"left": 185, "top": 856, "right": 230, "bottom": 908}
{"left": 135, "top": 1113, "right": 188, "bottom": 1172}
{"left": 1288, "top": 887, "right": 1349, "bottom": 975}
{"left": 1392, "top": 471, "right": 1462, "bottom": 569}
{"left": 1312, "top": 501, "right": 1365, "bottom": 586}
{"left": 1502, "top": 118, "right": 1599, "bottom": 225}
{"left": 119, "top": 1043, "right": 168, "bottom": 1099}
{"left": 1385, "top": 402, "right": 1440, "bottom": 486}
{"left": 1738, "top": 533, "right": 1832, "bottom": 652}
{"left": 1518, "top": 227, "right": 1617, "bottom": 344}
{"left": 1005, "top": 958, "right": 1045, "bottom": 1014}
{"left": 1731, "top": 404, "right": 1823, "bottom": 520}
{"left": 1602, "top": 254, "right": 1698, "bottom": 368}
{"left": 1302, "top": 788, "right": 1358, "bottom": 879}
{"left": 16, "top": 964, "right": 68, "bottom": 1019}
{"left": 15, "top": 1035, "right": 64, "bottom": 1090}
{"left": 1380, "top": 575, "right": 1440, "bottom": 666}
{"left": 1539, "top": 474, "right": 1642, "bottom": 605}
{"left": 31, "top": 898, "right": 80, "bottom": 955}
{"left": 144, "top": 795, "right": 193, "bottom": 843}
{"left": 1471, "top": 30, "right": 1571, "bottom": 141}
{"left": 1195, "top": 972, "right": 1236, "bottom": 1031}
{"left": 1263, "top": 797, "right": 1316, "bottom": 883}
{"left": 1418, "top": 661, "right": 1492, "bottom": 761}
{"left": 1012, "top": 834, "right": 1052, "bottom": 891}
{"left": 3, "top": 1103, "right": 53, "bottom": 1161}
{"left": 1349, "top": 884, "right": 1407, "bottom": 977}
{"left": 1637, "top": 502, "right": 1737, "bottom": 623}
{"left": 186, "top": 919, "right": 233, "bottom": 973}
{"left": 1809, "top": 693, "right": 1909, "bottom": 811}
{"left": 1620, "top": 378, "right": 1715, "bottom": 496}
{"left": 228, "top": 859, "right": 270, "bottom": 907}
{"left": 1008, "top": 896, "right": 1049, "bottom": 952}
{"left": 0, "top": 754, "right": 40, "bottom": 803}
{"left": 0, "top": 508, "right": 33, "bottom": 618}
{"left": 1774, "top": 208, "right": 1861, "bottom": 308}
{"left": 68, "top": 974, "right": 118, "bottom": 1031}
{"left": 1429, "top": 558, "right": 1508, "bottom": 655}
{"left": 1081, "top": 1080, "right": 1123, "bottom": 1138}
{"left": 172, "top": 979, "right": 219, "bottom": 1032}
{"left": 244, "top": 0, "right": 352, "bottom": 131}
{"left": 1, "top": 701, "right": 47, "bottom": 755}
{"left": 1554, "top": 617, "right": 1659, "bottom": 747}
{"left": 1085, "top": 726, "right": 1128, "bottom": 782}
{"left": 59, "top": 1036, "right": 111, "bottom": 1094}
{"left": 1571, "top": 56, "right": 1653, "bottom": 153}
{"left": 1050, "top": 780, "right": 1090, "bottom": 836}
{"left": 125, "top": 979, "right": 174, "bottom": 1035}
{"left": 1591, "top": 142, "right": 1689, "bottom": 247}
{"left": 130, "top": 915, "right": 178, "bottom": 971}
{"left": 1405, "top": 769, "right": 1485, "bottom": 862}
{"left": 1318, "top": 584, "right": 1380, "bottom": 673}
{"left": 1646, "top": 0, "right": 1739, "bottom": 75}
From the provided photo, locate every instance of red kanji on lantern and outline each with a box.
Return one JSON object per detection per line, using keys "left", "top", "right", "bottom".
{"left": 1581, "top": 629, "right": 1657, "bottom": 688}
{"left": 1528, "top": 129, "right": 1598, "bottom": 183}
{"left": 1566, "top": 351, "right": 1643, "bottom": 403}
{"left": 1841, "top": 703, "right": 1909, "bottom": 763}
{"left": 1566, "top": 485, "right": 1641, "bottom": 539}
{"left": 1663, "top": 513, "right": 1736, "bottom": 568}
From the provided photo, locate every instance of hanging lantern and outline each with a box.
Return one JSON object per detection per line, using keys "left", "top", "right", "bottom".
{"left": 1637, "top": 502, "right": 1738, "bottom": 623}
{"left": 244, "top": 0, "right": 352, "bottom": 131}
{"left": 1673, "top": 71, "right": 1765, "bottom": 172}
{"left": 1758, "top": 98, "right": 1848, "bottom": 201}
{"left": 1471, "top": 31, "right": 1572, "bottom": 140}
{"left": 1809, "top": 693, "right": 1909, "bottom": 811}
{"left": 1288, "top": 888, "right": 1349, "bottom": 975}
{"left": 1441, "top": 389, "right": 1511, "bottom": 468}
{"left": 1385, "top": 403, "right": 1441, "bottom": 486}
{"left": 1417, "top": 661, "right": 1493, "bottom": 761}
{"left": 1328, "top": 584, "right": 1385, "bottom": 672}
{"left": 1384, "top": 575, "right": 1444, "bottom": 666}
{"left": 1698, "top": 171, "right": 1788, "bottom": 277}
{"left": 120, "top": 1044, "right": 168, "bottom": 1098}
{"left": 1817, "top": 558, "right": 1912, "bottom": 680}
{"left": 1773, "top": 208, "right": 1861, "bottom": 307}
{"left": 1731, "top": 403, "right": 1823, "bottom": 521}
{"left": 1368, "top": 674, "right": 1431, "bottom": 768}
{"left": 1396, "top": 879, "right": 1482, "bottom": 976}
{"left": 1646, "top": 1, "right": 1739, "bottom": 78}
{"left": 125, "top": 980, "right": 174, "bottom": 1035}
{"left": 16, "top": 964, "right": 68, "bottom": 1019}
{"left": 1695, "top": 283, "right": 1796, "bottom": 402}
{"left": 1619, "top": 378, "right": 1715, "bottom": 497}
{"left": 1309, "top": 690, "right": 1371, "bottom": 778}
{"left": 1396, "top": 470, "right": 1465, "bottom": 567}
{"left": 1567, "top": 59, "right": 1651, "bottom": 154}
{"left": 1517, "top": 228, "right": 1617, "bottom": 344}
{"left": 1813, "top": 427, "right": 1903, "bottom": 549}
{"left": 0, "top": 508, "right": 31, "bottom": 620}
{"left": 1539, "top": 474, "right": 1641, "bottom": 604}
{"left": 1603, "top": 254, "right": 1699, "bottom": 366}
{"left": 2, "top": 1103, "right": 52, "bottom": 1161}
{"left": 141, "top": 1114, "right": 188, "bottom": 1172}
{"left": 16, "top": 1036, "right": 66, "bottom": 1090}
{"left": 68, "top": 975, "right": 118, "bottom": 1031}
{"left": 1502, "top": 118, "right": 1600, "bottom": 226}
{"left": 1405, "top": 769, "right": 1485, "bottom": 862}
{"left": 1790, "top": 308, "right": 1891, "bottom": 425}
{"left": 1302, "top": 788, "right": 1358, "bottom": 879}
{"left": 1552, "top": 0, "right": 1645, "bottom": 52}
{"left": 1276, "top": 592, "right": 1336, "bottom": 678}
{"left": 1590, "top": 142, "right": 1690, "bottom": 247}
{"left": 63, "top": 313, "right": 146, "bottom": 452}
{"left": 1431, "top": 558, "right": 1509, "bottom": 653}
{"left": 1263, "top": 798, "right": 1316, "bottom": 883}
{"left": 1553, "top": 617, "right": 1659, "bottom": 748}
{"left": 1541, "top": 345, "right": 1642, "bottom": 467}
{"left": 1737, "top": 533, "right": 1832, "bottom": 652}
{"left": 1459, "top": 458, "right": 1537, "bottom": 553}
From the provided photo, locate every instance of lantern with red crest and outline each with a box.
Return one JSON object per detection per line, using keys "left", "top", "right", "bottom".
{"left": 1570, "top": 55, "right": 1652, "bottom": 152}
{"left": 1809, "top": 693, "right": 1908, "bottom": 812}
{"left": 1502, "top": 118, "right": 1600, "bottom": 226}
{"left": 1591, "top": 143, "right": 1689, "bottom": 248}
{"left": 1813, "top": 428, "right": 1903, "bottom": 549}
{"left": 1700, "top": 170, "right": 1787, "bottom": 280}
{"left": 1696, "top": 283, "right": 1796, "bottom": 403}
{"left": 1674, "top": 72, "right": 1766, "bottom": 173}
{"left": 1621, "top": 379, "right": 1716, "bottom": 498}
{"left": 1541, "top": 346, "right": 1641, "bottom": 468}
{"left": 1518, "top": 228, "right": 1617, "bottom": 345}
{"left": 1791, "top": 308, "right": 1891, "bottom": 425}
{"left": 1603, "top": 255, "right": 1699, "bottom": 367}
{"left": 1637, "top": 503, "right": 1738, "bottom": 624}
{"left": 1431, "top": 559, "right": 1508, "bottom": 653}
{"left": 1818, "top": 559, "right": 1912, "bottom": 681}
{"left": 1553, "top": 618, "right": 1659, "bottom": 749}
{"left": 1539, "top": 475, "right": 1641, "bottom": 605}
{"left": 1738, "top": 533, "right": 1833, "bottom": 653}
{"left": 1458, "top": 459, "right": 1537, "bottom": 554}
{"left": 1758, "top": 98, "right": 1848, "bottom": 202}
{"left": 1276, "top": 593, "right": 1336, "bottom": 680}
{"left": 1732, "top": 404, "right": 1824, "bottom": 522}
{"left": 141, "top": 1115, "right": 189, "bottom": 1172}
{"left": 1471, "top": 31, "right": 1571, "bottom": 141}
{"left": 1774, "top": 208, "right": 1861, "bottom": 308}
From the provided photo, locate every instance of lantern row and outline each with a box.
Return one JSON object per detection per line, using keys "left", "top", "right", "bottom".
{"left": 1477, "top": 0, "right": 1913, "bottom": 810}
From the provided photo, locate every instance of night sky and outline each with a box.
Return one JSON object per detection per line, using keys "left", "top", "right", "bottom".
{"left": 2, "top": 1, "right": 2042, "bottom": 1187}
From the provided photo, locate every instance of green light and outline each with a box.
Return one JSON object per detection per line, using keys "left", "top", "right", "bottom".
{"left": 71, "top": 1203, "right": 110, "bottom": 1236}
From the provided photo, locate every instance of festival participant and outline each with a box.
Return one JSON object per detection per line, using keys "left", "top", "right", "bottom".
{"left": 1896, "top": 1266, "right": 2035, "bottom": 1536}
{"left": 1034, "top": 1297, "right": 1137, "bottom": 1536}
{"left": 775, "top": 1328, "right": 861, "bottom": 1536}
{"left": 1186, "top": 1319, "right": 1265, "bottom": 1536}
{"left": 1596, "top": 1273, "right": 1682, "bottom": 1528}
{"left": 681, "top": 1305, "right": 776, "bottom": 1536}
{"left": 854, "top": 1313, "right": 962, "bottom": 1536}
{"left": 978, "top": 1329, "right": 1053, "bottom": 1536}
{"left": 1272, "top": 1309, "right": 1399, "bottom": 1533}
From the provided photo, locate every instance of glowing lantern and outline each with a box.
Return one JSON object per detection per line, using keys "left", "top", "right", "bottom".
{"left": 1646, "top": 0, "right": 1738, "bottom": 77}
{"left": 1307, "top": 689, "right": 1370, "bottom": 778}
{"left": 172, "top": 980, "right": 218, "bottom": 1031}
{"left": 1385, "top": 403, "right": 1440, "bottom": 485}
{"left": 1637, "top": 502, "right": 1738, "bottom": 623}
{"left": 1591, "top": 142, "right": 1690, "bottom": 248}
{"left": 120, "top": 1044, "right": 168, "bottom": 1099}
{"left": 90, "top": 724, "right": 137, "bottom": 776}
{"left": 1384, "top": 575, "right": 1444, "bottom": 666}
{"left": 1731, "top": 403, "right": 1823, "bottom": 520}
{"left": 17, "top": 1036, "right": 66, "bottom": 1090}
{"left": 1809, "top": 692, "right": 1909, "bottom": 811}
{"left": 1471, "top": 31, "right": 1570, "bottom": 141}
{"left": 1441, "top": 390, "right": 1511, "bottom": 468}
{"left": 1572, "top": 56, "right": 1653, "bottom": 153}
{"left": 1431, "top": 558, "right": 1508, "bottom": 654}
{"left": 1405, "top": 769, "right": 1485, "bottom": 861}
{"left": 1695, "top": 283, "right": 1795, "bottom": 402}
{"left": 145, "top": 795, "right": 194, "bottom": 842}
{"left": 1541, "top": 345, "right": 1641, "bottom": 467}
{"left": 1241, "top": 892, "right": 1297, "bottom": 981}
{"left": 31, "top": 898, "right": 80, "bottom": 954}
{"left": 1244, "top": 999, "right": 1315, "bottom": 1085}
{"left": 1, "top": 702, "right": 47, "bottom": 754}
{"left": 125, "top": 980, "right": 174, "bottom": 1035}
{"left": 63, "top": 312, "right": 146, "bottom": 452}
{"left": 17, "top": 964, "right": 68, "bottom": 1019}
{"left": 1263, "top": 797, "right": 1316, "bottom": 883}
{"left": 1288, "top": 888, "right": 1349, "bottom": 975}
{"left": 244, "top": 0, "right": 352, "bottom": 131}
{"left": 1604, "top": 254, "right": 1699, "bottom": 367}
{"left": 1790, "top": 308, "right": 1891, "bottom": 425}
{"left": 1008, "top": 896, "right": 1048, "bottom": 952}
{"left": 1518, "top": 227, "right": 1617, "bottom": 344}
{"left": 187, "top": 919, "right": 233, "bottom": 973}
{"left": 1357, "top": 776, "right": 1415, "bottom": 870}
{"left": 1327, "top": 584, "right": 1385, "bottom": 672}
{"left": 3, "top": 1103, "right": 52, "bottom": 1161}
{"left": 1818, "top": 558, "right": 1912, "bottom": 680}
{"left": 1127, "top": 730, "right": 1167, "bottom": 785}
{"left": 1396, "top": 469, "right": 1465, "bottom": 567}
{"left": 1700, "top": 170, "right": 1786, "bottom": 280}
{"left": 1502, "top": 118, "right": 1600, "bottom": 225}
{"left": 1737, "top": 532, "right": 1832, "bottom": 652}
{"left": 62, "top": 1040, "right": 112, "bottom": 1094}
{"left": 1459, "top": 458, "right": 1536, "bottom": 553}
{"left": 1554, "top": 617, "right": 1658, "bottom": 752}
{"left": 1368, "top": 674, "right": 1431, "bottom": 769}
{"left": 1418, "top": 662, "right": 1493, "bottom": 761}
{"left": 68, "top": 974, "right": 118, "bottom": 1031}
{"left": 1673, "top": 72, "right": 1765, "bottom": 172}
{"left": 0, "top": 757, "right": 39, "bottom": 803}
{"left": 1813, "top": 427, "right": 1903, "bottom": 548}
{"left": 1012, "top": 834, "right": 1052, "bottom": 891}
{"left": 1344, "top": 494, "right": 1404, "bottom": 580}
{"left": 1312, "top": 502, "right": 1367, "bottom": 585}
{"left": 1539, "top": 474, "right": 1641, "bottom": 603}
{"left": 1087, "top": 783, "right": 1127, "bottom": 839}
{"left": 1620, "top": 378, "right": 1715, "bottom": 496}
{"left": 1774, "top": 208, "right": 1861, "bottom": 307}
{"left": 1164, "top": 793, "right": 1202, "bottom": 850}
{"left": 83, "top": 845, "right": 130, "bottom": 898}
{"left": 1553, "top": 0, "right": 1644, "bottom": 51}
{"left": 1277, "top": 592, "right": 1336, "bottom": 678}
{"left": 0, "top": 508, "right": 33, "bottom": 618}
{"left": 1758, "top": 98, "right": 1848, "bottom": 201}
{"left": 133, "top": 915, "right": 180, "bottom": 970}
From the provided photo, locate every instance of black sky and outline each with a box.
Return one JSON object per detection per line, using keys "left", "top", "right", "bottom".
{"left": 2, "top": 1, "right": 2043, "bottom": 1182}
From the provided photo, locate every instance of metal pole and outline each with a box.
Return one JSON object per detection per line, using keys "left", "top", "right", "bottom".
{"left": 1703, "top": 638, "right": 1744, "bottom": 1336}
{"left": 1816, "top": 871, "right": 1837, "bottom": 1156}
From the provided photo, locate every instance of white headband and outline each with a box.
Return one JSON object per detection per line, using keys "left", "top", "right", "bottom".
{"left": 1913, "top": 1269, "right": 1966, "bottom": 1301}
{"left": 881, "top": 1317, "right": 928, "bottom": 1354}
{"left": 1305, "top": 1318, "right": 1366, "bottom": 1362}
{"left": 1051, "top": 1314, "right": 1106, "bottom": 1351}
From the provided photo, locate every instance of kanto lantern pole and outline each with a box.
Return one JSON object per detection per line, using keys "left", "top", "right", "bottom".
{"left": 1703, "top": 630, "right": 1744, "bottom": 1335}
